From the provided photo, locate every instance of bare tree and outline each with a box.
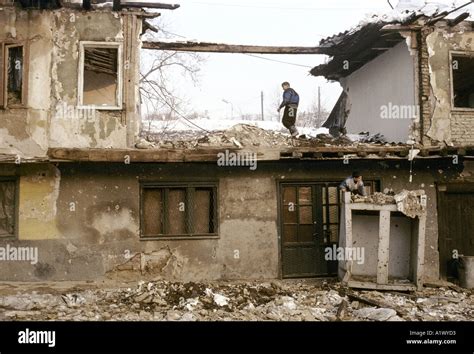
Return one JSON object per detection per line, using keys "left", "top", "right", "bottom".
{"left": 298, "top": 92, "right": 331, "bottom": 129}
{"left": 140, "top": 21, "right": 205, "bottom": 136}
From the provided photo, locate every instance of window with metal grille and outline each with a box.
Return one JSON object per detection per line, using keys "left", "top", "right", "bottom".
{"left": 451, "top": 52, "right": 474, "bottom": 109}
{"left": 0, "top": 43, "right": 26, "bottom": 108}
{"left": 0, "top": 178, "right": 18, "bottom": 238}
{"left": 322, "top": 180, "right": 380, "bottom": 244}
{"left": 141, "top": 183, "right": 218, "bottom": 238}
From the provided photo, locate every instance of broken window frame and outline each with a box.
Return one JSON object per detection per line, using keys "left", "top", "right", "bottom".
{"left": 77, "top": 41, "right": 123, "bottom": 110}
{"left": 140, "top": 182, "right": 219, "bottom": 240}
{"left": 0, "top": 177, "right": 19, "bottom": 239}
{"left": 0, "top": 42, "right": 28, "bottom": 109}
{"left": 449, "top": 51, "right": 474, "bottom": 111}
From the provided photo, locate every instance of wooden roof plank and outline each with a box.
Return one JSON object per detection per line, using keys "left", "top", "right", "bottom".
{"left": 142, "top": 41, "right": 327, "bottom": 54}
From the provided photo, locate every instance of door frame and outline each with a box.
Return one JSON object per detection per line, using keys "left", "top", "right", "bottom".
{"left": 436, "top": 182, "right": 474, "bottom": 279}
{"left": 276, "top": 177, "right": 382, "bottom": 279}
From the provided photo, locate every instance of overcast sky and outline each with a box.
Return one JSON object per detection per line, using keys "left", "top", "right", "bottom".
{"left": 145, "top": 0, "right": 431, "bottom": 121}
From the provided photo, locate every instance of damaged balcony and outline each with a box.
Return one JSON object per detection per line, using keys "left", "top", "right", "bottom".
{"left": 339, "top": 191, "right": 427, "bottom": 291}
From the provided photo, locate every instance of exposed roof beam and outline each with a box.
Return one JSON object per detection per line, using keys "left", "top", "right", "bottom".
{"left": 381, "top": 24, "right": 423, "bottom": 31}
{"left": 142, "top": 41, "right": 327, "bottom": 54}
{"left": 121, "top": 2, "right": 180, "bottom": 9}
{"left": 448, "top": 12, "right": 470, "bottom": 26}
{"left": 46, "top": 146, "right": 474, "bottom": 163}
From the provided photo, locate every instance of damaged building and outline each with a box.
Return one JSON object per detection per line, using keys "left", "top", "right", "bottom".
{"left": 0, "top": 0, "right": 473, "bottom": 289}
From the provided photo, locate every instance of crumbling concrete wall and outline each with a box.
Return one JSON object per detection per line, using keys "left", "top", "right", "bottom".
{"left": 425, "top": 23, "right": 474, "bottom": 145}
{"left": 0, "top": 159, "right": 460, "bottom": 282}
{"left": 48, "top": 10, "right": 130, "bottom": 149}
{"left": 0, "top": 8, "right": 52, "bottom": 158}
{"left": 351, "top": 215, "right": 412, "bottom": 279}
{"left": 0, "top": 7, "right": 142, "bottom": 160}
{"left": 341, "top": 42, "right": 418, "bottom": 143}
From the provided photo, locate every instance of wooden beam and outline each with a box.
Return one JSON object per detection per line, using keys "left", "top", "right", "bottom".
{"left": 142, "top": 41, "right": 327, "bottom": 54}
{"left": 448, "top": 13, "right": 470, "bottom": 27}
{"left": 121, "top": 2, "right": 180, "bottom": 10}
{"left": 46, "top": 144, "right": 474, "bottom": 163}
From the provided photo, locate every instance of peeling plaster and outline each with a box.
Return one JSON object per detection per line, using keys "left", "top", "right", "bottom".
{"left": 426, "top": 28, "right": 474, "bottom": 144}
{"left": 18, "top": 164, "right": 61, "bottom": 240}
{"left": 1, "top": 8, "right": 135, "bottom": 159}
{"left": 426, "top": 31, "right": 453, "bottom": 143}
{"left": 91, "top": 207, "right": 138, "bottom": 241}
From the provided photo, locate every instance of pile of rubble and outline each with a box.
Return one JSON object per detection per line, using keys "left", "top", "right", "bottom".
{"left": 352, "top": 189, "right": 426, "bottom": 218}
{"left": 352, "top": 192, "right": 396, "bottom": 205}
{"left": 139, "top": 124, "right": 370, "bottom": 149}
{"left": 0, "top": 280, "right": 472, "bottom": 321}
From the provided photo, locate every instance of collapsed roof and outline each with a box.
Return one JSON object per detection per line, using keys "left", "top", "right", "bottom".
{"left": 11, "top": 0, "right": 179, "bottom": 11}
{"left": 310, "top": 0, "right": 474, "bottom": 81}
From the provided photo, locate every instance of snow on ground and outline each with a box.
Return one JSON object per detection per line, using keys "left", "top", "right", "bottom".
{"left": 143, "top": 118, "right": 329, "bottom": 138}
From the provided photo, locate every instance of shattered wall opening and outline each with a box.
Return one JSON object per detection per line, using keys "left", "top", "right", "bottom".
{"left": 339, "top": 191, "right": 427, "bottom": 291}
{"left": 6, "top": 45, "right": 23, "bottom": 106}
{"left": 451, "top": 53, "right": 474, "bottom": 109}
{"left": 79, "top": 42, "right": 122, "bottom": 109}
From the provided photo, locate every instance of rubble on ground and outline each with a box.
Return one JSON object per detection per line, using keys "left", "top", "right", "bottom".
{"left": 0, "top": 280, "right": 472, "bottom": 321}
{"left": 141, "top": 124, "right": 394, "bottom": 149}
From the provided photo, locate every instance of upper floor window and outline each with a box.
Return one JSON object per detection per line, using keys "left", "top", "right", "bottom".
{"left": 451, "top": 52, "right": 474, "bottom": 109}
{"left": 0, "top": 43, "right": 26, "bottom": 108}
{"left": 78, "top": 41, "right": 122, "bottom": 110}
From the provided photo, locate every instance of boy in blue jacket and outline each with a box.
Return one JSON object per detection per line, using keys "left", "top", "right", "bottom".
{"left": 278, "top": 81, "right": 299, "bottom": 137}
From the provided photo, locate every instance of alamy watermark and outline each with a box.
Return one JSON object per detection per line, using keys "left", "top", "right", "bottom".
{"left": 217, "top": 150, "right": 257, "bottom": 170}
{"left": 53, "top": 102, "right": 96, "bottom": 121}
{"left": 324, "top": 245, "right": 365, "bottom": 265}
{"left": 380, "top": 102, "right": 419, "bottom": 120}
{"left": 0, "top": 244, "right": 38, "bottom": 265}
{"left": 18, "top": 328, "right": 55, "bottom": 347}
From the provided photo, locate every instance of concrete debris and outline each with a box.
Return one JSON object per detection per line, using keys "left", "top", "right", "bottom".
{"left": 0, "top": 280, "right": 472, "bottom": 321}
{"left": 61, "top": 294, "right": 86, "bottom": 307}
{"left": 352, "top": 192, "right": 396, "bottom": 205}
{"left": 357, "top": 132, "right": 387, "bottom": 144}
{"left": 144, "top": 124, "right": 389, "bottom": 149}
{"left": 394, "top": 189, "right": 426, "bottom": 218}
{"left": 205, "top": 288, "right": 230, "bottom": 307}
{"left": 135, "top": 138, "right": 156, "bottom": 149}
{"left": 352, "top": 189, "right": 426, "bottom": 217}
{"left": 353, "top": 307, "right": 398, "bottom": 321}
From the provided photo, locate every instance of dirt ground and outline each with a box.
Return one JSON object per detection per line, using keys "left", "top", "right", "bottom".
{"left": 0, "top": 279, "right": 472, "bottom": 321}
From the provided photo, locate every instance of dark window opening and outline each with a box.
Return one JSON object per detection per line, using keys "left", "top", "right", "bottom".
{"left": 0, "top": 44, "right": 24, "bottom": 108}
{"left": 6, "top": 46, "right": 23, "bottom": 106}
{"left": 141, "top": 184, "right": 217, "bottom": 238}
{"left": 0, "top": 179, "right": 17, "bottom": 238}
{"left": 452, "top": 54, "right": 474, "bottom": 109}
{"left": 322, "top": 180, "right": 380, "bottom": 245}
{"left": 82, "top": 46, "right": 119, "bottom": 107}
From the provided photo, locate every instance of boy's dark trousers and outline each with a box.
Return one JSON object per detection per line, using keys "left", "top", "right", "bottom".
{"left": 282, "top": 104, "right": 298, "bottom": 135}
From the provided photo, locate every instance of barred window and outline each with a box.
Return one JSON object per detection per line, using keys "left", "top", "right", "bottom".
{"left": 141, "top": 184, "right": 217, "bottom": 238}
{"left": 0, "top": 178, "right": 17, "bottom": 238}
